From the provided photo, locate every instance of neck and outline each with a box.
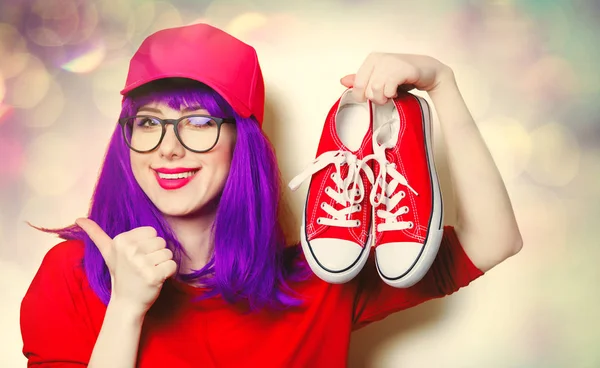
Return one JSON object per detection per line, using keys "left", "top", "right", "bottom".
{"left": 164, "top": 204, "right": 217, "bottom": 275}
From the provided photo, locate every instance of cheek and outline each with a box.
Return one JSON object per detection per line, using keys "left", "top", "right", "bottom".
{"left": 210, "top": 147, "right": 234, "bottom": 179}
{"left": 206, "top": 137, "right": 235, "bottom": 187}
{"left": 130, "top": 152, "right": 149, "bottom": 185}
{"left": 223, "top": 139, "right": 236, "bottom": 165}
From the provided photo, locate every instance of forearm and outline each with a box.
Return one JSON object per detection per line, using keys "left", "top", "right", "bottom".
{"left": 88, "top": 299, "right": 145, "bottom": 368}
{"left": 428, "top": 68, "right": 522, "bottom": 271}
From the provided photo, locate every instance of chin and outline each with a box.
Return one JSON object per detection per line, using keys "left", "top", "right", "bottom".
{"left": 155, "top": 197, "right": 217, "bottom": 219}
{"left": 157, "top": 205, "right": 200, "bottom": 218}
{"left": 147, "top": 187, "right": 221, "bottom": 219}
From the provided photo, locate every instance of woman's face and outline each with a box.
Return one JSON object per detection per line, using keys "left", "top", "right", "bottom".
{"left": 129, "top": 102, "right": 236, "bottom": 218}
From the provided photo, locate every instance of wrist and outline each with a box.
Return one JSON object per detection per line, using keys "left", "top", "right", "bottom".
{"left": 107, "top": 297, "right": 147, "bottom": 323}
{"left": 429, "top": 64, "right": 457, "bottom": 95}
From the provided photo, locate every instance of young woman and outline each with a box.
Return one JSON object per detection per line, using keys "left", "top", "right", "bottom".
{"left": 20, "top": 23, "right": 522, "bottom": 367}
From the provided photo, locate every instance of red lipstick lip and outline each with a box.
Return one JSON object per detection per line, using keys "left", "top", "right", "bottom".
{"left": 153, "top": 168, "right": 200, "bottom": 191}
{"left": 153, "top": 167, "right": 200, "bottom": 174}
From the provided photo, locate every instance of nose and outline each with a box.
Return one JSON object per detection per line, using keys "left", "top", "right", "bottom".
{"left": 158, "top": 124, "right": 185, "bottom": 159}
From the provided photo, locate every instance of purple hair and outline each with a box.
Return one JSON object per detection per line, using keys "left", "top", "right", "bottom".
{"left": 40, "top": 79, "right": 309, "bottom": 311}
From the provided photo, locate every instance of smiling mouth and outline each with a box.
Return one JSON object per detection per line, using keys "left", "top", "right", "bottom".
{"left": 156, "top": 170, "right": 199, "bottom": 180}
{"left": 153, "top": 169, "right": 200, "bottom": 191}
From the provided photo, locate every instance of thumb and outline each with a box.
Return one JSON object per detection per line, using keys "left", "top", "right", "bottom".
{"left": 76, "top": 218, "right": 113, "bottom": 265}
{"left": 340, "top": 74, "right": 355, "bottom": 88}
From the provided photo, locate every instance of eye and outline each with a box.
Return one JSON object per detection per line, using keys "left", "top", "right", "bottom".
{"left": 134, "top": 117, "right": 160, "bottom": 127}
{"left": 184, "top": 116, "right": 216, "bottom": 128}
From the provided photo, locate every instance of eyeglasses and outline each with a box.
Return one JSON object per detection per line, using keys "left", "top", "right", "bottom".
{"left": 118, "top": 115, "right": 236, "bottom": 153}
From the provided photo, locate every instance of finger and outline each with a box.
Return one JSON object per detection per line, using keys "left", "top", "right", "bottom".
{"left": 145, "top": 248, "right": 173, "bottom": 267}
{"left": 155, "top": 260, "right": 178, "bottom": 282}
{"left": 123, "top": 226, "right": 158, "bottom": 242}
{"left": 76, "top": 218, "right": 112, "bottom": 260}
{"left": 353, "top": 55, "right": 377, "bottom": 102}
{"left": 366, "top": 72, "right": 389, "bottom": 105}
{"left": 366, "top": 85, "right": 388, "bottom": 105}
{"left": 137, "top": 237, "right": 168, "bottom": 254}
{"left": 383, "top": 79, "right": 400, "bottom": 99}
{"left": 340, "top": 74, "right": 355, "bottom": 88}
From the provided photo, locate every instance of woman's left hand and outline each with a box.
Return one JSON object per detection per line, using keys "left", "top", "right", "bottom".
{"left": 340, "top": 53, "right": 454, "bottom": 105}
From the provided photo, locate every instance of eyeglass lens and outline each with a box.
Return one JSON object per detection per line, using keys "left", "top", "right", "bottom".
{"left": 123, "top": 116, "right": 219, "bottom": 152}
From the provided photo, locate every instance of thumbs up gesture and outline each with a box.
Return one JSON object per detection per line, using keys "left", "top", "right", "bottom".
{"left": 76, "top": 218, "right": 178, "bottom": 315}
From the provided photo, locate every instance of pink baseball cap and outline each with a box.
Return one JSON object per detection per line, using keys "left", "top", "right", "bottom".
{"left": 121, "top": 23, "right": 265, "bottom": 126}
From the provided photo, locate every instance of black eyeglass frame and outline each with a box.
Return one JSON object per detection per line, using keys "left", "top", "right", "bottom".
{"left": 118, "top": 115, "right": 236, "bottom": 153}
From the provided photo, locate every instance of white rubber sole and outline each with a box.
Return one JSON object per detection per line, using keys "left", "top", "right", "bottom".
{"left": 300, "top": 205, "right": 372, "bottom": 284}
{"left": 376, "top": 95, "right": 444, "bottom": 288}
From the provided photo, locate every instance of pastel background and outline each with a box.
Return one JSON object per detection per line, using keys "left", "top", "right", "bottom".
{"left": 1, "top": 0, "right": 598, "bottom": 367}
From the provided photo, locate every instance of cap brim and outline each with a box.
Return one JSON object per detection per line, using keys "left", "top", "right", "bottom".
{"left": 120, "top": 73, "right": 252, "bottom": 119}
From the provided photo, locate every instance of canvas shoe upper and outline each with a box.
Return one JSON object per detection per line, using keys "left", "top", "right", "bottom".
{"left": 368, "top": 91, "right": 443, "bottom": 288}
{"left": 289, "top": 89, "right": 374, "bottom": 284}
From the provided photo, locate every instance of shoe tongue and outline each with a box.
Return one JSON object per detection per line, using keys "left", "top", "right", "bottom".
{"left": 336, "top": 89, "right": 369, "bottom": 151}
{"left": 374, "top": 119, "right": 398, "bottom": 149}
{"left": 373, "top": 100, "right": 398, "bottom": 149}
{"left": 339, "top": 88, "right": 360, "bottom": 105}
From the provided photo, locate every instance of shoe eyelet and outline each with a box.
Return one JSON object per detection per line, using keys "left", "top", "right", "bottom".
{"left": 408, "top": 222, "right": 414, "bottom": 229}
{"left": 355, "top": 220, "right": 361, "bottom": 227}
{"left": 400, "top": 191, "right": 405, "bottom": 198}
{"left": 330, "top": 173, "right": 335, "bottom": 180}
{"left": 321, "top": 203, "right": 325, "bottom": 209}
{"left": 356, "top": 204, "right": 361, "bottom": 211}
{"left": 317, "top": 218, "right": 322, "bottom": 224}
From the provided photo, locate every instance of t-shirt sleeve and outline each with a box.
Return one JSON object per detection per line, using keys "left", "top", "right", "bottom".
{"left": 20, "top": 240, "right": 103, "bottom": 367}
{"left": 352, "top": 226, "right": 484, "bottom": 330}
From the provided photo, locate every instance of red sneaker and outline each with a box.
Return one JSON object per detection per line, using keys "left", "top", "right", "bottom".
{"left": 368, "top": 91, "right": 443, "bottom": 288}
{"left": 289, "top": 89, "right": 375, "bottom": 284}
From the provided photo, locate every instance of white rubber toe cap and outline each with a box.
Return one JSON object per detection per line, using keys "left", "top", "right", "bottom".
{"left": 308, "top": 238, "right": 364, "bottom": 272}
{"left": 375, "top": 242, "right": 423, "bottom": 279}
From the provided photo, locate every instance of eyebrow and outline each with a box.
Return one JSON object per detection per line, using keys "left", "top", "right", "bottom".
{"left": 182, "top": 105, "right": 206, "bottom": 113}
{"left": 137, "top": 105, "right": 207, "bottom": 114}
{"left": 137, "top": 106, "right": 162, "bottom": 114}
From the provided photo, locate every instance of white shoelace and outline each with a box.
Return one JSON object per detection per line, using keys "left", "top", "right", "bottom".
{"left": 289, "top": 150, "right": 374, "bottom": 228}
{"left": 365, "top": 123, "right": 418, "bottom": 232}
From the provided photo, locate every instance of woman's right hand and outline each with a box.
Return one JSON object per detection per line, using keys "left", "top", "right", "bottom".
{"left": 75, "top": 218, "right": 177, "bottom": 316}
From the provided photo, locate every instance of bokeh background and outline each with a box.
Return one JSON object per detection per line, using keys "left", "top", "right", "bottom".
{"left": 1, "top": 0, "right": 598, "bottom": 367}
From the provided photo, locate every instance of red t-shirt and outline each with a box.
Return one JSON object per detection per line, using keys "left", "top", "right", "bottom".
{"left": 20, "top": 226, "right": 483, "bottom": 367}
